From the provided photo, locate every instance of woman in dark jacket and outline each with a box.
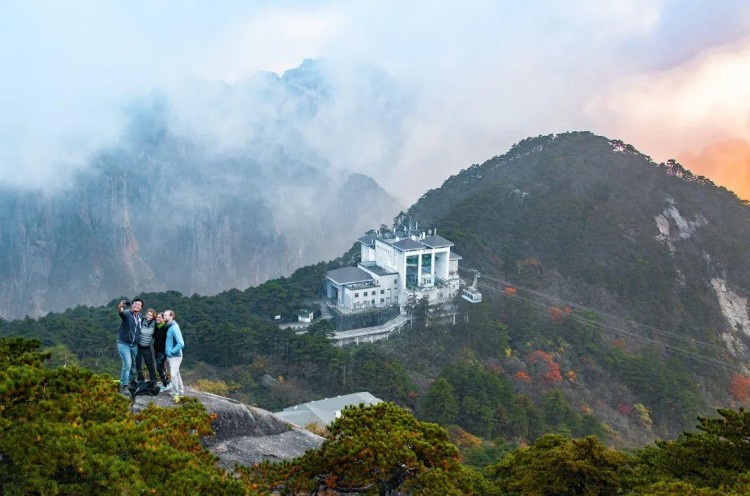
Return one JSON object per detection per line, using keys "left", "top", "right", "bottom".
{"left": 135, "top": 309, "right": 158, "bottom": 385}
{"left": 153, "top": 312, "right": 170, "bottom": 391}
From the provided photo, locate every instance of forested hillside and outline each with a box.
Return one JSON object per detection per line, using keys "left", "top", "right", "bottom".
{"left": 4, "top": 337, "right": 750, "bottom": 495}
{"left": 398, "top": 132, "right": 750, "bottom": 444}
{"left": 4, "top": 132, "right": 750, "bottom": 454}
{"left": 411, "top": 132, "right": 750, "bottom": 336}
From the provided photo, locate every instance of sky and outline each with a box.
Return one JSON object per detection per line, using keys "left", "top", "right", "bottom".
{"left": 3, "top": 0, "right": 750, "bottom": 202}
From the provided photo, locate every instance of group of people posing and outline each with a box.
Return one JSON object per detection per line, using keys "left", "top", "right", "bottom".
{"left": 116, "top": 298, "right": 185, "bottom": 403}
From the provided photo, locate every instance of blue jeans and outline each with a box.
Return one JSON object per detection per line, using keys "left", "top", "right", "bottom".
{"left": 117, "top": 342, "right": 137, "bottom": 387}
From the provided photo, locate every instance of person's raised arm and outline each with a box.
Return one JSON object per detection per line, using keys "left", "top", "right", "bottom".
{"left": 117, "top": 300, "right": 128, "bottom": 319}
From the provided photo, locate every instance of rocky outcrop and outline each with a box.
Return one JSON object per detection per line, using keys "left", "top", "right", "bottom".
{"left": 711, "top": 277, "right": 750, "bottom": 360}
{"left": 654, "top": 196, "right": 708, "bottom": 253}
{"left": 131, "top": 387, "right": 324, "bottom": 469}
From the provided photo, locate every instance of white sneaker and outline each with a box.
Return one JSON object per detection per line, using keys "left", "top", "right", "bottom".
{"left": 172, "top": 394, "right": 180, "bottom": 403}
{"left": 162, "top": 383, "right": 172, "bottom": 392}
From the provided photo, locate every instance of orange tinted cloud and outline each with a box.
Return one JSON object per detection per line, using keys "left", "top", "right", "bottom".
{"left": 589, "top": 38, "right": 750, "bottom": 202}
{"left": 678, "top": 140, "right": 750, "bottom": 201}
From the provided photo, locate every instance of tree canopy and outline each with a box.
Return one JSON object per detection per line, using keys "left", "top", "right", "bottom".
{"left": 0, "top": 337, "right": 246, "bottom": 495}
{"left": 240, "top": 402, "right": 481, "bottom": 495}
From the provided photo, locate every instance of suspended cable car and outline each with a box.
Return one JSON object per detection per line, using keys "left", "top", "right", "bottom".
{"left": 461, "top": 269, "right": 482, "bottom": 303}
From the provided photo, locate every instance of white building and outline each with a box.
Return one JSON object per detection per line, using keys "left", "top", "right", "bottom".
{"left": 297, "top": 309, "right": 315, "bottom": 323}
{"left": 325, "top": 229, "right": 461, "bottom": 311}
{"left": 275, "top": 392, "right": 382, "bottom": 427}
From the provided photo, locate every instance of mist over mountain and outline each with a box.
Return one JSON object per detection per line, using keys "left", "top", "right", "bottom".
{"left": 0, "top": 60, "right": 402, "bottom": 319}
{"left": 5, "top": 131, "right": 750, "bottom": 447}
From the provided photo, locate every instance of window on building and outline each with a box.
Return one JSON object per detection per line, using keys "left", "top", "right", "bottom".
{"left": 371, "top": 299, "right": 375, "bottom": 305}
{"left": 380, "top": 290, "right": 384, "bottom": 294}
{"left": 406, "top": 255, "right": 419, "bottom": 288}
{"left": 354, "top": 293, "right": 359, "bottom": 297}
{"left": 421, "top": 253, "right": 432, "bottom": 274}
{"left": 380, "top": 298, "right": 384, "bottom": 303}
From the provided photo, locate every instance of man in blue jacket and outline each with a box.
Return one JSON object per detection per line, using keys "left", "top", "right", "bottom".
{"left": 164, "top": 309, "right": 185, "bottom": 403}
{"left": 117, "top": 298, "right": 143, "bottom": 392}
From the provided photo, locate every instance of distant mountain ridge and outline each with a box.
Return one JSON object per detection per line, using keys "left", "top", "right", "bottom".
{"left": 0, "top": 60, "right": 403, "bottom": 319}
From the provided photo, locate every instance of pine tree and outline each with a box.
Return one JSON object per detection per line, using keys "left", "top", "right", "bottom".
{"left": 0, "top": 338, "right": 247, "bottom": 495}
{"left": 240, "top": 402, "right": 474, "bottom": 495}
{"left": 487, "top": 434, "right": 628, "bottom": 496}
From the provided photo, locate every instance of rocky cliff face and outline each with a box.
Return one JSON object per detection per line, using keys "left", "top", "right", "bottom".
{"left": 0, "top": 180, "right": 163, "bottom": 319}
{"left": 0, "top": 61, "right": 403, "bottom": 319}
{"left": 0, "top": 162, "right": 400, "bottom": 319}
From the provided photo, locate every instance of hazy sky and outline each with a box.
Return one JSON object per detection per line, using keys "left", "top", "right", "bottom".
{"left": 4, "top": 1, "right": 750, "bottom": 202}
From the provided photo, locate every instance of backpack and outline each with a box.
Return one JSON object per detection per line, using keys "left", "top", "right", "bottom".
{"left": 128, "top": 380, "right": 161, "bottom": 398}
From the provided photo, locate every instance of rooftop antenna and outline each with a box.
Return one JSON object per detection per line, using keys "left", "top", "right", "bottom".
{"left": 407, "top": 217, "right": 416, "bottom": 236}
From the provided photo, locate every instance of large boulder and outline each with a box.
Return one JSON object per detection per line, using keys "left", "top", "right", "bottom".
{"left": 130, "top": 387, "right": 324, "bottom": 469}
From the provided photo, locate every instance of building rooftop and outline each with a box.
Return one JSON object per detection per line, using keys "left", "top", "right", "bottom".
{"left": 275, "top": 392, "right": 382, "bottom": 427}
{"left": 422, "top": 234, "right": 454, "bottom": 248}
{"left": 346, "top": 281, "right": 378, "bottom": 290}
{"left": 367, "top": 229, "right": 456, "bottom": 252}
{"left": 359, "top": 261, "right": 398, "bottom": 276}
{"left": 450, "top": 252, "right": 462, "bottom": 260}
{"left": 391, "top": 238, "right": 425, "bottom": 251}
{"left": 357, "top": 233, "right": 376, "bottom": 247}
{"left": 326, "top": 267, "right": 374, "bottom": 285}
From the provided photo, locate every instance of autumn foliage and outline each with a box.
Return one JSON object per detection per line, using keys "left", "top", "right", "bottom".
{"left": 515, "top": 370, "right": 532, "bottom": 383}
{"left": 617, "top": 403, "right": 634, "bottom": 416}
{"left": 729, "top": 373, "right": 750, "bottom": 403}
{"left": 528, "top": 350, "right": 563, "bottom": 383}
{"left": 550, "top": 306, "right": 564, "bottom": 324}
{"left": 447, "top": 425, "right": 483, "bottom": 449}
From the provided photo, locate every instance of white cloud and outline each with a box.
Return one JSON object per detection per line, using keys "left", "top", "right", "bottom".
{"left": 3, "top": 0, "right": 750, "bottom": 200}
{"left": 589, "top": 37, "right": 750, "bottom": 161}
{"left": 199, "top": 8, "right": 346, "bottom": 81}
{"left": 571, "top": 0, "right": 664, "bottom": 38}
